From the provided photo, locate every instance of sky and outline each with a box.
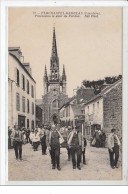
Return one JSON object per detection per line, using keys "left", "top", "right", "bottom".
{"left": 8, "top": 7, "right": 122, "bottom": 99}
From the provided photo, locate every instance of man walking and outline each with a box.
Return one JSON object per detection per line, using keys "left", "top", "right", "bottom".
{"left": 67, "top": 126, "right": 82, "bottom": 170}
{"left": 108, "top": 128, "right": 120, "bottom": 169}
{"left": 11, "top": 124, "right": 24, "bottom": 160}
{"left": 46, "top": 124, "right": 64, "bottom": 171}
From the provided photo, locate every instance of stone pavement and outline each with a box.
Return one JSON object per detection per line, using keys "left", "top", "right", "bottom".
{"left": 8, "top": 143, "right": 122, "bottom": 181}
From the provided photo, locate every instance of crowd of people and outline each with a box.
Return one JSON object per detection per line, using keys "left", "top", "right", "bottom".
{"left": 8, "top": 123, "right": 121, "bottom": 170}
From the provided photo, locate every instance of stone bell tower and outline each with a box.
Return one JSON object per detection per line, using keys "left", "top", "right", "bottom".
{"left": 42, "top": 27, "right": 68, "bottom": 124}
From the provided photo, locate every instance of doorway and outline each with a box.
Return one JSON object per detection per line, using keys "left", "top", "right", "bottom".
{"left": 18, "top": 115, "right": 25, "bottom": 128}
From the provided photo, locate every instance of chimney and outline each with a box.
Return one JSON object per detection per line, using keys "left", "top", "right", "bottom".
{"left": 23, "top": 63, "right": 32, "bottom": 75}
{"left": 8, "top": 47, "right": 22, "bottom": 61}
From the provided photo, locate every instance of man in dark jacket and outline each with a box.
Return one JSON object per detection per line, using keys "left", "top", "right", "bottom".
{"left": 11, "top": 125, "right": 24, "bottom": 160}
{"left": 101, "top": 130, "right": 106, "bottom": 148}
{"left": 46, "top": 124, "right": 64, "bottom": 171}
{"left": 67, "top": 126, "right": 82, "bottom": 170}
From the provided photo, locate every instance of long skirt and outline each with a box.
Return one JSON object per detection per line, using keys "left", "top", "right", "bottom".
{"left": 33, "top": 141, "right": 39, "bottom": 151}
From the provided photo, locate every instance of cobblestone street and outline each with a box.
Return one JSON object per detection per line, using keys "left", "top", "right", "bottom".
{"left": 8, "top": 143, "right": 122, "bottom": 181}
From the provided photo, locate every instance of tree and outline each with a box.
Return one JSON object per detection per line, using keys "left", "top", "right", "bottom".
{"left": 82, "top": 75, "right": 122, "bottom": 95}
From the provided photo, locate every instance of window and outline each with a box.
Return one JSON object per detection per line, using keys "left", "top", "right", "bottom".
{"left": 31, "top": 120, "right": 34, "bottom": 129}
{"left": 27, "top": 99, "right": 29, "bottom": 113}
{"left": 27, "top": 80, "right": 29, "bottom": 94}
{"left": 31, "top": 85, "right": 34, "bottom": 98}
{"left": 16, "top": 68, "right": 20, "bottom": 86}
{"left": 22, "top": 96, "right": 25, "bottom": 112}
{"left": 27, "top": 119, "right": 29, "bottom": 128}
{"left": 86, "top": 126, "right": 90, "bottom": 135}
{"left": 16, "top": 93, "right": 20, "bottom": 111}
{"left": 22, "top": 74, "right": 25, "bottom": 90}
{"left": 32, "top": 102, "right": 34, "bottom": 115}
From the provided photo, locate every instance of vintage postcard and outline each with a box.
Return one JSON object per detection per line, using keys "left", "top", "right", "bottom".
{"left": 7, "top": 6, "right": 123, "bottom": 183}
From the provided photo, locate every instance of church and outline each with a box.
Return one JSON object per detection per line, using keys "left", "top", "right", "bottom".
{"left": 42, "top": 27, "right": 68, "bottom": 125}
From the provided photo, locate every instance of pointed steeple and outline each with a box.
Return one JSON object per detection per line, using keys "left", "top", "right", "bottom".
{"left": 44, "top": 65, "right": 48, "bottom": 82}
{"left": 44, "top": 65, "right": 47, "bottom": 76}
{"left": 62, "top": 65, "right": 66, "bottom": 81}
{"left": 52, "top": 27, "right": 58, "bottom": 57}
{"left": 50, "top": 27, "right": 59, "bottom": 71}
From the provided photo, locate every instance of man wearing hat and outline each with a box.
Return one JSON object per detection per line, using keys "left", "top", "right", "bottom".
{"left": 67, "top": 126, "right": 82, "bottom": 170}
{"left": 11, "top": 124, "right": 24, "bottom": 160}
{"left": 108, "top": 128, "right": 120, "bottom": 169}
{"left": 46, "top": 124, "right": 64, "bottom": 171}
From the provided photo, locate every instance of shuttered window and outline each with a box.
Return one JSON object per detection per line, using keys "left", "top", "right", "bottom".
{"left": 22, "top": 74, "right": 25, "bottom": 90}
{"left": 16, "top": 93, "right": 20, "bottom": 111}
{"left": 27, "top": 80, "right": 29, "bottom": 94}
{"left": 15, "top": 68, "right": 20, "bottom": 86}
{"left": 22, "top": 96, "right": 25, "bottom": 112}
{"left": 27, "top": 99, "right": 29, "bottom": 113}
{"left": 31, "top": 85, "right": 34, "bottom": 98}
{"left": 32, "top": 102, "right": 34, "bottom": 115}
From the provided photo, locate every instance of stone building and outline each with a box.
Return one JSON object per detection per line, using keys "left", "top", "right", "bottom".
{"left": 84, "top": 79, "right": 122, "bottom": 138}
{"left": 42, "top": 27, "right": 68, "bottom": 124}
{"left": 8, "top": 47, "right": 36, "bottom": 129}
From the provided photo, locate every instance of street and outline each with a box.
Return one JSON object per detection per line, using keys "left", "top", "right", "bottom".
{"left": 8, "top": 143, "right": 122, "bottom": 181}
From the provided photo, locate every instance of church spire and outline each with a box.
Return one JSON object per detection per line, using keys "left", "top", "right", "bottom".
{"left": 44, "top": 65, "right": 48, "bottom": 81}
{"left": 51, "top": 27, "right": 58, "bottom": 57}
{"left": 44, "top": 65, "right": 47, "bottom": 76}
{"left": 50, "top": 27, "right": 59, "bottom": 71}
{"left": 62, "top": 65, "right": 66, "bottom": 81}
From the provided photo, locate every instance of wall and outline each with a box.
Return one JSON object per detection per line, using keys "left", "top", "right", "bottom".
{"left": 8, "top": 54, "right": 36, "bottom": 129}
{"left": 103, "top": 81, "right": 122, "bottom": 137}
{"left": 85, "top": 98, "right": 103, "bottom": 128}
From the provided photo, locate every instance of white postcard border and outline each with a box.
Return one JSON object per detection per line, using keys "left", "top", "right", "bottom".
{"left": 0, "top": 0, "right": 128, "bottom": 185}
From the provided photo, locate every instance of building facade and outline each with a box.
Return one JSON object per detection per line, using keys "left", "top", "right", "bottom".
{"left": 84, "top": 79, "right": 122, "bottom": 138}
{"left": 42, "top": 27, "right": 68, "bottom": 124}
{"left": 8, "top": 47, "right": 36, "bottom": 129}
{"left": 60, "top": 99, "right": 85, "bottom": 128}
{"left": 36, "top": 104, "right": 43, "bottom": 127}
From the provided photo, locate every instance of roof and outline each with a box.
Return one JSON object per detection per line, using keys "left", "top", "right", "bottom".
{"left": 71, "top": 104, "right": 83, "bottom": 116}
{"left": 8, "top": 47, "right": 21, "bottom": 51}
{"left": 84, "top": 79, "right": 122, "bottom": 106}
{"left": 60, "top": 88, "right": 95, "bottom": 110}
{"left": 9, "top": 52, "right": 36, "bottom": 83}
{"left": 59, "top": 96, "right": 76, "bottom": 110}
{"left": 76, "top": 88, "right": 95, "bottom": 103}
